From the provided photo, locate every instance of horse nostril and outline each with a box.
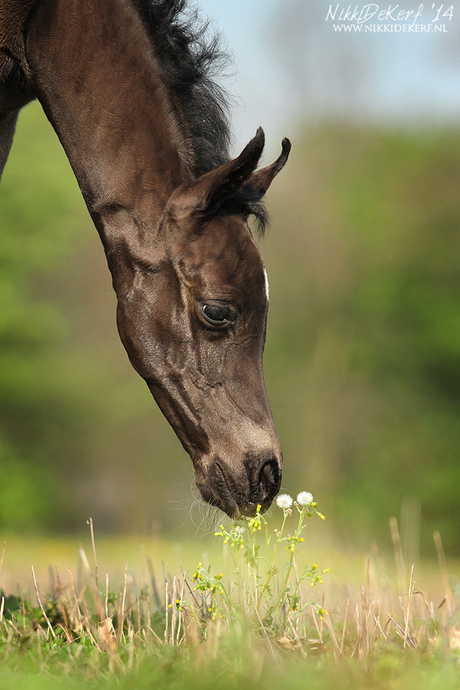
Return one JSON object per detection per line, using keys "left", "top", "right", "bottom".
{"left": 258, "top": 458, "right": 281, "bottom": 502}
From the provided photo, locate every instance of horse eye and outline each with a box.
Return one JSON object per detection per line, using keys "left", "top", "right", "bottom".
{"left": 201, "top": 304, "right": 233, "bottom": 327}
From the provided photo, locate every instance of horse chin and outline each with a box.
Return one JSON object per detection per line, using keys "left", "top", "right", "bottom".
{"left": 197, "top": 485, "right": 274, "bottom": 519}
{"left": 195, "top": 470, "right": 240, "bottom": 518}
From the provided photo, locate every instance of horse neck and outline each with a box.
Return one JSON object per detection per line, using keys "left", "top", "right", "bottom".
{"left": 25, "top": 0, "right": 191, "bottom": 243}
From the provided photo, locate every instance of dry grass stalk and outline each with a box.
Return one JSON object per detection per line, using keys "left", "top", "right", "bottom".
{"left": 390, "top": 516, "right": 406, "bottom": 589}
{"left": 433, "top": 530, "right": 453, "bottom": 618}
{"left": 31, "top": 565, "right": 56, "bottom": 640}
{"left": 403, "top": 563, "right": 415, "bottom": 650}
{"left": 87, "top": 517, "right": 103, "bottom": 623}
{"left": 0, "top": 541, "right": 6, "bottom": 576}
{"left": 340, "top": 597, "right": 349, "bottom": 655}
{"left": 164, "top": 580, "right": 169, "bottom": 645}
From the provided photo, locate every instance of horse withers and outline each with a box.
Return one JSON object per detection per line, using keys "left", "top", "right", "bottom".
{"left": 0, "top": 0, "right": 290, "bottom": 518}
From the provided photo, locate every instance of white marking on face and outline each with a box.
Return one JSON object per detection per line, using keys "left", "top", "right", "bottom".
{"left": 263, "top": 267, "right": 270, "bottom": 302}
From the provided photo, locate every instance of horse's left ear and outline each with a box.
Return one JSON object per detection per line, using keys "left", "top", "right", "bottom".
{"left": 170, "top": 128, "right": 265, "bottom": 218}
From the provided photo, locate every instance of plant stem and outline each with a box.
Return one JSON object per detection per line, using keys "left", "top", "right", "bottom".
{"left": 255, "top": 510, "right": 289, "bottom": 616}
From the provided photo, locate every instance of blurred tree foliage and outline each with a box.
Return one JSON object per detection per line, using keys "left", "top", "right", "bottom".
{"left": 264, "top": 124, "right": 460, "bottom": 554}
{"left": 1, "top": 104, "right": 460, "bottom": 554}
{"left": 0, "top": 101, "right": 86, "bottom": 530}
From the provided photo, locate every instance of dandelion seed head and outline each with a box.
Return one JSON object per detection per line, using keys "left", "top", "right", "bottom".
{"left": 276, "top": 494, "right": 293, "bottom": 509}
{"left": 296, "top": 491, "right": 313, "bottom": 506}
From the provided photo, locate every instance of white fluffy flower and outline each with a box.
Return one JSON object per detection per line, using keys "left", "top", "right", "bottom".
{"left": 296, "top": 491, "right": 314, "bottom": 506}
{"left": 276, "top": 494, "right": 293, "bottom": 510}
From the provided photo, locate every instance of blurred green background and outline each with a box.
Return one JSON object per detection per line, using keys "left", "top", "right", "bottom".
{"left": 1, "top": 0, "right": 460, "bottom": 556}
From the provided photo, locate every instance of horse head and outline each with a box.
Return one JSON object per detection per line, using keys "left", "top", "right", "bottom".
{"left": 114, "top": 129, "right": 290, "bottom": 517}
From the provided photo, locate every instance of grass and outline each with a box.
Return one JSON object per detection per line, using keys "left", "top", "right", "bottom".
{"left": 0, "top": 497, "right": 459, "bottom": 690}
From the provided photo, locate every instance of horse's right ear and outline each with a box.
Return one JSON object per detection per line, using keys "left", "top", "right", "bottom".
{"left": 169, "top": 128, "right": 266, "bottom": 219}
{"left": 245, "top": 137, "right": 291, "bottom": 199}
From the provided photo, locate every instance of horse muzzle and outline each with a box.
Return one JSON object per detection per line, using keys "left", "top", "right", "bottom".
{"left": 195, "top": 450, "right": 283, "bottom": 518}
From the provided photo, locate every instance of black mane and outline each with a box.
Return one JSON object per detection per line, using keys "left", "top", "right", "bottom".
{"left": 132, "top": 0, "right": 267, "bottom": 233}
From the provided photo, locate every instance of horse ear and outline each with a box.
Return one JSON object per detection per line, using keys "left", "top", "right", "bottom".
{"left": 245, "top": 137, "right": 291, "bottom": 198}
{"left": 170, "top": 128, "right": 265, "bottom": 217}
